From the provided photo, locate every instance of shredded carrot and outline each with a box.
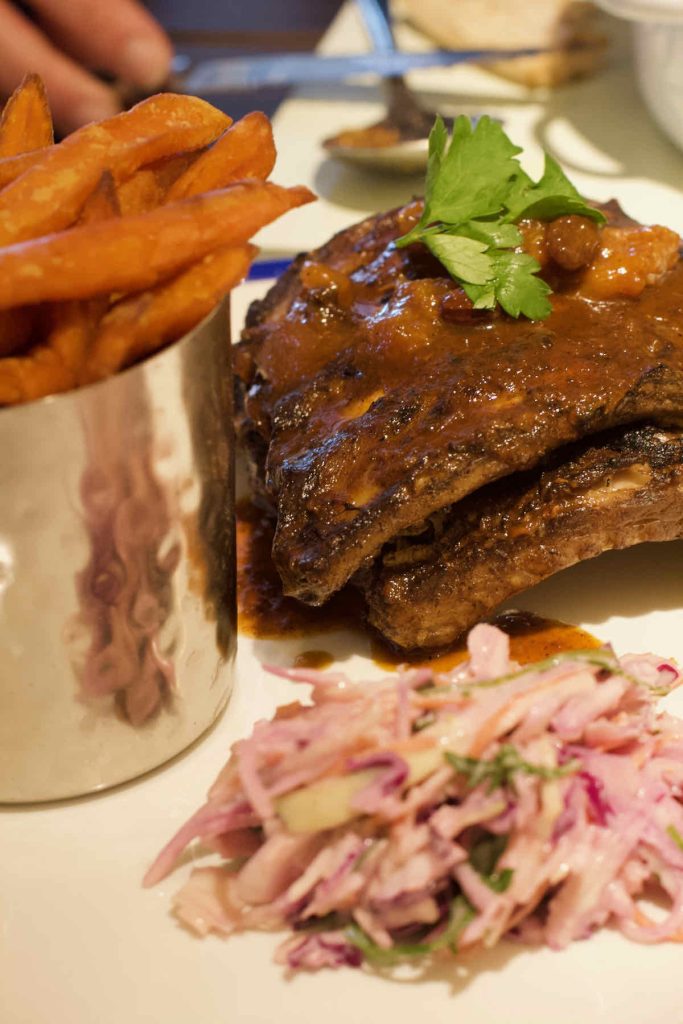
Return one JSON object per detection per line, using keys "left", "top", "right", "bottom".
{"left": 413, "top": 693, "right": 466, "bottom": 710}
{"left": 633, "top": 906, "right": 683, "bottom": 941}
{"left": 468, "top": 678, "right": 568, "bottom": 758}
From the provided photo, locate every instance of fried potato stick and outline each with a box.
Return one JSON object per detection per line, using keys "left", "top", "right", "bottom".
{"left": 0, "top": 170, "right": 121, "bottom": 403}
{"left": 78, "top": 170, "right": 121, "bottom": 224}
{"left": 0, "top": 133, "right": 199, "bottom": 196}
{"left": 52, "top": 172, "right": 123, "bottom": 376}
{"left": 166, "top": 112, "right": 276, "bottom": 201}
{"left": 103, "top": 94, "right": 231, "bottom": 181}
{"left": 0, "top": 296, "right": 100, "bottom": 408}
{"left": 0, "top": 74, "right": 53, "bottom": 158}
{"left": 0, "top": 344, "right": 73, "bottom": 404}
{"left": 0, "top": 148, "right": 49, "bottom": 190}
{"left": 0, "top": 93, "right": 231, "bottom": 245}
{"left": 0, "top": 181, "right": 314, "bottom": 309}
{"left": 82, "top": 244, "right": 257, "bottom": 382}
{"left": 116, "top": 150, "right": 200, "bottom": 215}
{"left": 0, "top": 306, "right": 38, "bottom": 357}
{"left": 117, "top": 168, "right": 163, "bottom": 216}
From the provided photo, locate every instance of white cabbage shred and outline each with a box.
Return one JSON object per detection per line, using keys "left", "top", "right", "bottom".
{"left": 145, "top": 625, "right": 683, "bottom": 972}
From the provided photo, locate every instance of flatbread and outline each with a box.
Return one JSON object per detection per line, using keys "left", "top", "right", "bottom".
{"left": 397, "top": 0, "right": 608, "bottom": 86}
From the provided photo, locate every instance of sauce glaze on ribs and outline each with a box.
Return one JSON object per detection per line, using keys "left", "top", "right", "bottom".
{"left": 236, "top": 200, "right": 682, "bottom": 645}
{"left": 364, "top": 424, "right": 683, "bottom": 650}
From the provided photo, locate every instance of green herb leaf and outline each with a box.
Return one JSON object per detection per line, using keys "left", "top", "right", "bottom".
{"left": 297, "top": 912, "right": 346, "bottom": 933}
{"left": 413, "top": 710, "right": 437, "bottom": 732}
{"left": 505, "top": 154, "right": 607, "bottom": 225}
{"left": 428, "top": 115, "right": 523, "bottom": 226}
{"left": 487, "top": 867, "right": 514, "bottom": 893}
{"left": 222, "top": 856, "right": 251, "bottom": 872}
{"left": 462, "top": 251, "right": 552, "bottom": 319}
{"left": 667, "top": 824, "right": 683, "bottom": 851}
{"left": 462, "top": 647, "right": 660, "bottom": 694}
{"left": 424, "top": 232, "right": 492, "bottom": 285}
{"left": 460, "top": 219, "right": 523, "bottom": 249}
{"left": 469, "top": 833, "right": 507, "bottom": 876}
{"left": 445, "top": 745, "right": 576, "bottom": 794}
{"left": 468, "top": 834, "right": 513, "bottom": 893}
{"left": 394, "top": 117, "right": 605, "bottom": 320}
{"left": 426, "top": 114, "right": 449, "bottom": 211}
{"left": 346, "top": 895, "right": 474, "bottom": 965}
{"left": 492, "top": 251, "right": 553, "bottom": 320}
{"left": 397, "top": 115, "right": 450, "bottom": 247}
{"left": 464, "top": 281, "right": 496, "bottom": 311}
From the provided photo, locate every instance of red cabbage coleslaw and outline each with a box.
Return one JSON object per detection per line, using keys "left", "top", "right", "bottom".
{"left": 144, "top": 624, "right": 683, "bottom": 972}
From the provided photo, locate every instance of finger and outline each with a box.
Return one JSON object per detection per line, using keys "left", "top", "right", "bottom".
{"left": 27, "top": 0, "right": 173, "bottom": 90}
{"left": 0, "top": 0, "right": 121, "bottom": 133}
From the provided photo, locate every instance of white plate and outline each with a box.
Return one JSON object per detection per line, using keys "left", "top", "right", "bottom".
{"left": 3, "top": 279, "right": 683, "bottom": 1024}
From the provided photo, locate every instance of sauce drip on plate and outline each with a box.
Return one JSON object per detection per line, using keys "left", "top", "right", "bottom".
{"left": 237, "top": 498, "right": 363, "bottom": 637}
{"left": 237, "top": 498, "right": 600, "bottom": 666}
{"left": 371, "top": 609, "right": 600, "bottom": 671}
{"left": 293, "top": 649, "right": 335, "bottom": 669}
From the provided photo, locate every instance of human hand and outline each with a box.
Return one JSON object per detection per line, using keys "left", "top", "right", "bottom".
{"left": 0, "top": 0, "right": 173, "bottom": 134}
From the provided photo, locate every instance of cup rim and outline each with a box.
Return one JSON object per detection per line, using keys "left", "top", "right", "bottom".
{"left": 0, "top": 295, "right": 230, "bottom": 422}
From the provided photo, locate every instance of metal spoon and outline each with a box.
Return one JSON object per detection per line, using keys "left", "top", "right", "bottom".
{"left": 323, "top": 0, "right": 453, "bottom": 174}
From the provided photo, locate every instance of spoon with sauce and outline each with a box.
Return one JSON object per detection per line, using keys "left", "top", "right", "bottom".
{"left": 323, "top": 0, "right": 454, "bottom": 174}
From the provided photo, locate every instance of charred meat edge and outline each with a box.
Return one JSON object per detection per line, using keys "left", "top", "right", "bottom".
{"left": 236, "top": 203, "right": 683, "bottom": 604}
{"left": 363, "top": 424, "right": 683, "bottom": 651}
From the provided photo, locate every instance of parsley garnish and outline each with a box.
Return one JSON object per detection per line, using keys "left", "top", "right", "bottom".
{"left": 396, "top": 115, "right": 605, "bottom": 320}
{"left": 469, "top": 833, "right": 513, "bottom": 893}
{"left": 346, "top": 895, "right": 473, "bottom": 964}
{"left": 667, "top": 824, "right": 683, "bottom": 851}
{"left": 444, "top": 744, "right": 576, "bottom": 794}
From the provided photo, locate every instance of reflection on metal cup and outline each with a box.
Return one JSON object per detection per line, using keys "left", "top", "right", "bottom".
{"left": 0, "top": 299, "right": 235, "bottom": 802}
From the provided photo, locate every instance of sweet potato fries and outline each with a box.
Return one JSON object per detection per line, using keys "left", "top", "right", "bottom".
{"left": 0, "top": 75, "right": 314, "bottom": 404}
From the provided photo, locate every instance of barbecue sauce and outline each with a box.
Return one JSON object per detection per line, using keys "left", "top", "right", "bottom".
{"left": 237, "top": 499, "right": 599, "bottom": 668}
{"left": 370, "top": 610, "right": 601, "bottom": 671}
{"left": 236, "top": 498, "right": 363, "bottom": 638}
{"left": 293, "top": 649, "right": 335, "bottom": 669}
{"left": 238, "top": 203, "right": 683, "bottom": 612}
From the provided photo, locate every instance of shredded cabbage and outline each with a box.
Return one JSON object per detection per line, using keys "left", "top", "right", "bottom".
{"left": 145, "top": 623, "right": 683, "bottom": 971}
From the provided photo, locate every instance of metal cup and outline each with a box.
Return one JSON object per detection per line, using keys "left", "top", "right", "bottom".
{"left": 0, "top": 299, "right": 235, "bottom": 802}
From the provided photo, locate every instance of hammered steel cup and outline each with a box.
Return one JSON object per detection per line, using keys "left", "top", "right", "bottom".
{"left": 0, "top": 299, "right": 236, "bottom": 802}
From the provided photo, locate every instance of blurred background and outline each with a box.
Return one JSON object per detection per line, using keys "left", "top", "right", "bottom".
{"left": 141, "top": 0, "right": 683, "bottom": 259}
{"left": 2, "top": 1, "right": 682, "bottom": 248}
{"left": 146, "top": 0, "right": 346, "bottom": 121}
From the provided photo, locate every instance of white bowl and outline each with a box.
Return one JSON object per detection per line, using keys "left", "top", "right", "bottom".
{"left": 596, "top": 0, "right": 683, "bottom": 152}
